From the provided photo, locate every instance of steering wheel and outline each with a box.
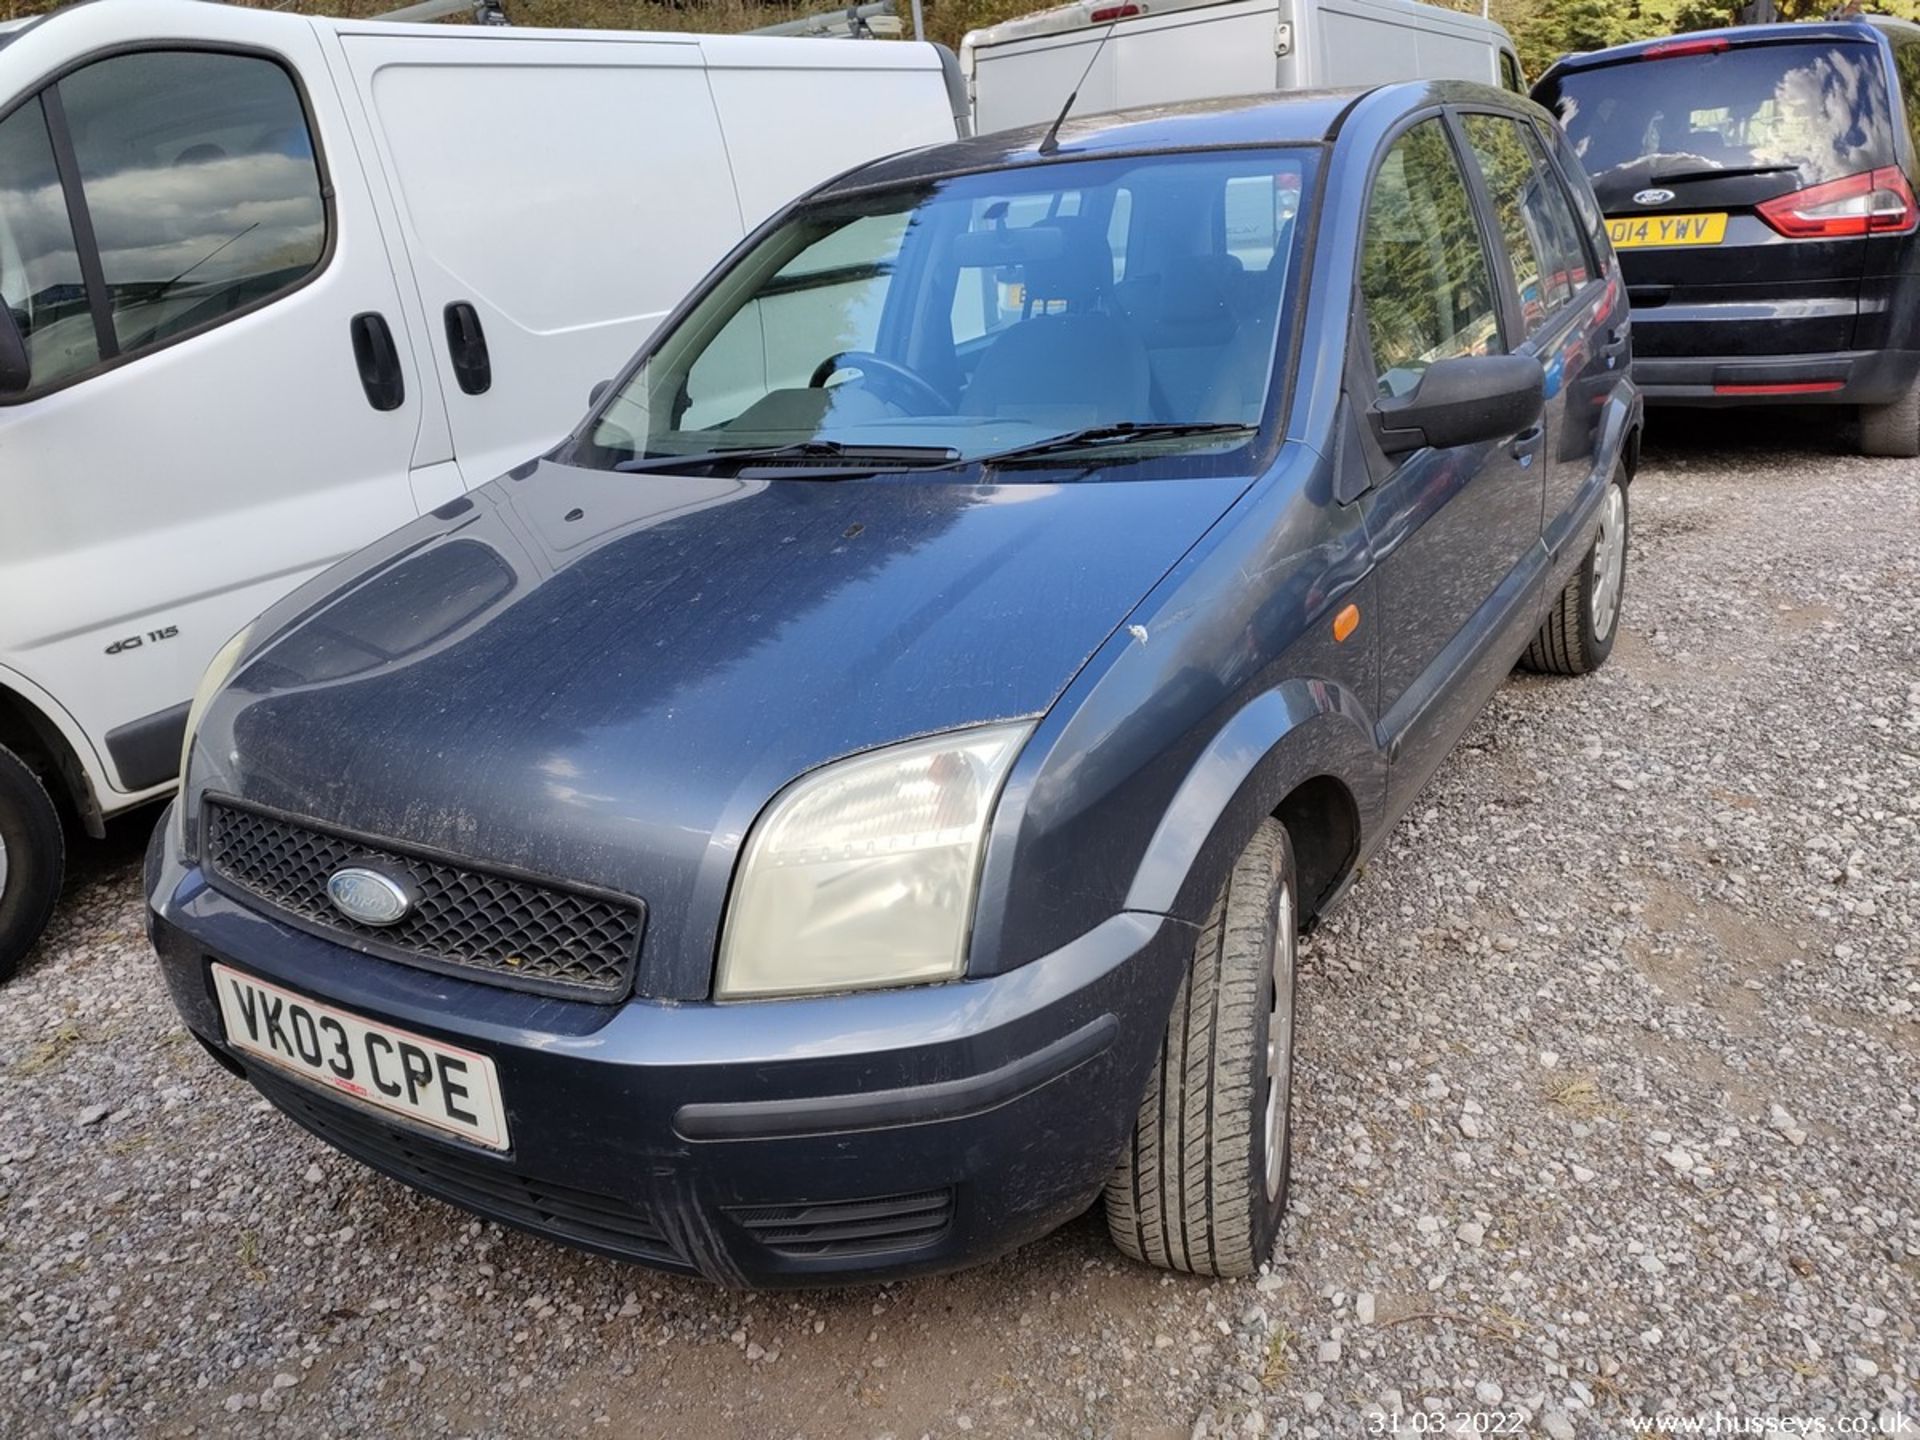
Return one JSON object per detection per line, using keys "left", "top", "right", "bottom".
{"left": 809, "top": 350, "right": 951, "bottom": 414}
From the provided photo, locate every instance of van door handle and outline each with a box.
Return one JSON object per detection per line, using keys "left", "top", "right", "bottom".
{"left": 443, "top": 301, "right": 492, "bottom": 396}
{"left": 349, "top": 312, "right": 405, "bottom": 412}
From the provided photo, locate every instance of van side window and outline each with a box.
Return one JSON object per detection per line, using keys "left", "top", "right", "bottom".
{"left": 1359, "top": 119, "right": 1502, "bottom": 400}
{"left": 0, "top": 97, "right": 101, "bottom": 392}
{"left": 55, "top": 50, "right": 326, "bottom": 359}
{"left": 1461, "top": 113, "right": 1581, "bottom": 334}
{"left": 1499, "top": 52, "right": 1525, "bottom": 95}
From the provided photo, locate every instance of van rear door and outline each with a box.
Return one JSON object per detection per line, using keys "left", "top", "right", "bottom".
{"left": 330, "top": 29, "right": 749, "bottom": 490}
{"left": 1537, "top": 34, "right": 1905, "bottom": 372}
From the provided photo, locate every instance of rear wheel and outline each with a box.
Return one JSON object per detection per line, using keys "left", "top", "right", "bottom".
{"left": 1859, "top": 385, "right": 1920, "bottom": 458}
{"left": 0, "top": 744, "right": 65, "bottom": 985}
{"left": 1521, "top": 474, "right": 1628, "bottom": 677}
{"left": 1104, "top": 818, "right": 1297, "bottom": 1277}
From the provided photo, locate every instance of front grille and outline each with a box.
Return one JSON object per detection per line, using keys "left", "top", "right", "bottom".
{"left": 249, "top": 1065, "right": 686, "bottom": 1269}
{"left": 203, "top": 799, "right": 643, "bottom": 1001}
{"left": 726, "top": 1189, "right": 954, "bottom": 1257}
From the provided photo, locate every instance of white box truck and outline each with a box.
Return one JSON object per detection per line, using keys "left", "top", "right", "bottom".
{"left": 0, "top": 0, "right": 965, "bottom": 975}
{"left": 962, "top": 0, "right": 1525, "bottom": 134}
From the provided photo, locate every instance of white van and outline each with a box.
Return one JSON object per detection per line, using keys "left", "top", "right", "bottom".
{"left": 0, "top": 0, "right": 964, "bottom": 974}
{"left": 962, "top": 0, "right": 1525, "bottom": 135}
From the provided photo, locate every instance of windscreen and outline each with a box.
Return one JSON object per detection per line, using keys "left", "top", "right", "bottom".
{"left": 576, "top": 148, "right": 1317, "bottom": 477}
{"left": 1541, "top": 41, "right": 1895, "bottom": 207}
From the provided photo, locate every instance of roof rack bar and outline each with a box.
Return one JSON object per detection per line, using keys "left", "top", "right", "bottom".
{"left": 372, "top": 0, "right": 509, "bottom": 23}
{"left": 748, "top": 2, "right": 909, "bottom": 38}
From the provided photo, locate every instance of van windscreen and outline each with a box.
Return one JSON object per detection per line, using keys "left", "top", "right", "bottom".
{"left": 1541, "top": 41, "right": 1894, "bottom": 207}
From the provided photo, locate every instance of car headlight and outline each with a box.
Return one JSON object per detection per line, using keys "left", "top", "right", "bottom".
{"left": 177, "top": 624, "right": 255, "bottom": 787}
{"left": 716, "top": 721, "right": 1033, "bottom": 999}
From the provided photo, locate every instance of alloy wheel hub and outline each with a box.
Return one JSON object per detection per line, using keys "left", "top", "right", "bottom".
{"left": 1590, "top": 486, "right": 1626, "bottom": 641}
{"left": 1264, "top": 882, "right": 1295, "bottom": 1202}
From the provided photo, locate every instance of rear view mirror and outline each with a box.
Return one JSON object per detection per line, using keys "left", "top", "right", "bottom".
{"left": 0, "top": 302, "right": 28, "bottom": 398}
{"left": 1370, "top": 354, "right": 1543, "bottom": 455}
{"left": 588, "top": 379, "right": 613, "bottom": 407}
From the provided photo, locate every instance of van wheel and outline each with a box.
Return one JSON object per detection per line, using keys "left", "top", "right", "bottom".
{"left": 1521, "top": 475, "right": 1628, "bottom": 677}
{"left": 0, "top": 744, "right": 65, "bottom": 984}
{"left": 1859, "top": 385, "right": 1920, "bottom": 458}
{"left": 1105, "top": 818, "right": 1297, "bottom": 1278}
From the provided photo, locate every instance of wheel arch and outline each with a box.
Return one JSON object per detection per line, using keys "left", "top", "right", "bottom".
{"left": 0, "top": 676, "right": 106, "bottom": 837}
{"left": 1124, "top": 679, "right": 1385, "bottom": 932}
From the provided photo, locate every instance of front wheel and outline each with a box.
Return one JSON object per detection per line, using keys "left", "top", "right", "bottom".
{"left": 1521, "top": 474, "right": 1629, "bottom": 677}
{"left": 1104, "top": 818, "right": 1298, "bottom": 1277}
{"left": 0, "top": 744, "right": 65, "bottom": 985}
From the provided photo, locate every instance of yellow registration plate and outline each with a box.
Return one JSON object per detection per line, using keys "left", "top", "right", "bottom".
{"left": 1606, "top": 212, "right": 1728, "bottom": 249}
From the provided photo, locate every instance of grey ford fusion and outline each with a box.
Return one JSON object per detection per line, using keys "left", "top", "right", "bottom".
{"left": 147, "top": 82, "right": 1639, "bottom": 1286}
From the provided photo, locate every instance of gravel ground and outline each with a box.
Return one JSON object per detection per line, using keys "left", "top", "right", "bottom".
{"left": 2, "top": 411, "right": 1916, "bottom": 1440}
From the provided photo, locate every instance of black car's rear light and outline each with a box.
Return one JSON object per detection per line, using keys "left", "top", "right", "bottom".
{"left": 1757, "top": 167, "right": 1918, "bottom": 239}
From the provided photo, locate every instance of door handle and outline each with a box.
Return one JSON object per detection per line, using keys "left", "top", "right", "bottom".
{"left": 349, "top": 312, "right": 405, "bottom": 412}
{"left": 1508, "top": 424, "right": 1545, "bottom": 464}
{"left": 443, "top": 300, "right": 492, "bottom": 396}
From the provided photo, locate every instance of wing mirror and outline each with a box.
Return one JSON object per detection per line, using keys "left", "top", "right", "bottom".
{"left": 588, "top": 378, "right": 612, "bottom": 407}
{"left": 0, "top": 301, "right": 28, "bottom": 398}
{"left": 1370, "top": 354, "right": 1543, "bottom": 456}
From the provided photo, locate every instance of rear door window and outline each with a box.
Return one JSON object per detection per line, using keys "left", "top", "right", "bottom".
{"left": 1461, "top": 112, "right": 1578, "bottom": 333}
{"left": 1535, "top": 118, "right": 1614, "bottom": 274}
{"left": 1538, "top": 41, "right": 1895, "bottom": 209}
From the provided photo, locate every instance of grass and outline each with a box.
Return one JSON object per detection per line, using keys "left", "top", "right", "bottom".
{"left": 12, "top": 1018, "right": 82, "bottom": 1077}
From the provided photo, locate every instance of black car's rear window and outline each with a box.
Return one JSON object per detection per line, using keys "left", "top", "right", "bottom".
{"left": 1540, "top": 41, "right": 1894, "bottom": 190}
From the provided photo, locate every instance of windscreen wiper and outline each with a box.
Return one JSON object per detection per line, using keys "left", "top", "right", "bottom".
{"left": 1646, "top": 163, "right": 1797, "bottom": 185}
{"left": 957, "top": 421, "right": 1256, "bottom": 469}
{"left": 613, "top": 440, "right": 961, "bottom": 474}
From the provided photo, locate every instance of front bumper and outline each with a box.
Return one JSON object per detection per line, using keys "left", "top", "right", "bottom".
{"left": 1633, "top": 348, "right": 1920, "bottom": 407}
{"left": 145, "top": 805, "right": 1191, "bottom": 1287}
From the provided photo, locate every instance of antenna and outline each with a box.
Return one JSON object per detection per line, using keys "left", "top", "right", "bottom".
{"left": 1037, "top": 20, "right": 1120, "bottom": 156}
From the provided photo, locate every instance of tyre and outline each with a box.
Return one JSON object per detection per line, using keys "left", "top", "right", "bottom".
{"left": 1105, "top": 817, "right": 1298, "bottom": 1277}
{"left": 1521, "top": 473, "right": 1629, "bottom": 677}
{"left": 1860, "top": 384, "right": 1920, "bottom": 458}
{"left": 0, "top": 743, "right": 65, "bottom": 985}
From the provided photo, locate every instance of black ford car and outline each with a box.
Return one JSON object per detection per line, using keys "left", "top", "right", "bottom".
{"left": 148, "top": 83, "right": 1637, "bottom": 1287}
{"left": 1536, "top": 19, "right": 1920, "bottom": 454}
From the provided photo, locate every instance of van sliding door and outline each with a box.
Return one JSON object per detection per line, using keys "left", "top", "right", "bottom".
{"left": 332, "top": 33, "right": 747, "bottom": 490}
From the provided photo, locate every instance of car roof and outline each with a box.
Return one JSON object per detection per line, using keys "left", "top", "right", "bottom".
{"left": 1539, "top": 19, "right": 1903, "bottom": 82}
{"left": 815, "top": 82, "right": 1526, "bottom": 198}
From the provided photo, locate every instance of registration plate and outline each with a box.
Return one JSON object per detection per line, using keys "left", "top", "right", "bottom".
{"left": 1606, "top": 212, "right": 1727, "bottom": 248}
{"left": 212, "top": 963, "right": 509, "bottom": 1150}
